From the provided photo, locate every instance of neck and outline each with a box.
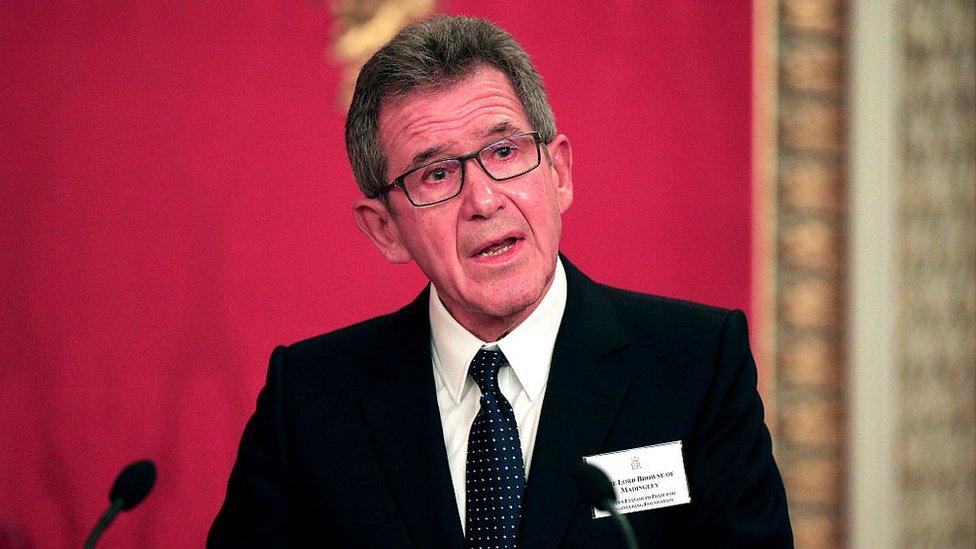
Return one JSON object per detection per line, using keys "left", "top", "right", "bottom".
{"left": 456, "top": 307, "right": 534, "bottom": 343}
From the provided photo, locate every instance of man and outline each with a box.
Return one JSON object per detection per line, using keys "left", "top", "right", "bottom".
{"left": 210, "top": 15, "right": 792, "bottom": 548}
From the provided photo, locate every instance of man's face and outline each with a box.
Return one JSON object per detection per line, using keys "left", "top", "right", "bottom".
{"left": 355, "top": 65, "right": 573, "bottom": 339}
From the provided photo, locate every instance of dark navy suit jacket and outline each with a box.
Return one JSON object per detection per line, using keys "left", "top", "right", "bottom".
{"left": 209, "top": 258, "right": 792, "bottom": 547}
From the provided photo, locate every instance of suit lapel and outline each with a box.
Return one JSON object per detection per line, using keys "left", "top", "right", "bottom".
{"left": 358, "top": 260, "right": 632, "bottom": 549}
{"left": 360, "top": 289, "right": 465, "bottom": 549}
{"left": 519, "top": 259, "right": 634, "bottom": 548}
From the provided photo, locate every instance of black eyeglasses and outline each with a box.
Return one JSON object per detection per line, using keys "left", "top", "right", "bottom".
{"left": 372, "top": 131, "right": 544, "bottom": 207}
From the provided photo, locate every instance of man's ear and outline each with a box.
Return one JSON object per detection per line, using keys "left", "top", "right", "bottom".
{"left": 547, "top": 133, "right": 574, "bottom": 213}
{"left": 353, "top": 197, "right": 413, "bottom": 264}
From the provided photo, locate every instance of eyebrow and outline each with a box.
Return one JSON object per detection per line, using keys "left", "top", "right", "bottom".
{"left": 483, "top": 120, "right": 519, "bottom": 137}
{"left": 406, "top": 120, "right": 523, "bottom": 169}
{"left": 410, "top": 144, "right": 451, "bottom": 168}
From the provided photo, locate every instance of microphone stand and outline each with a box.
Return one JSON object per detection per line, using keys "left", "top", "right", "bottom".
{"left": 606, "top": 501, "right": 639, "bottom": 549}
{"left": 84, "top": 498, "right": 123, "bottom": 549}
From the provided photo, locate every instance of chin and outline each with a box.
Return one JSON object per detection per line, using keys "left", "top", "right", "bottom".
{"left": 474, "top": 279, "right": 545, "bottom": 319}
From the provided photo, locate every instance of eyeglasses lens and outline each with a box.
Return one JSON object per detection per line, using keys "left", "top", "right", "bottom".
{"left": 402, "top": 133, "right": 540, "bottom": 206}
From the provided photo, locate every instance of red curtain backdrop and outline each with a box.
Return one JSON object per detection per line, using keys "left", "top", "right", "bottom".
{"left": 0, "top": 1, "right": 752, "bottom": 546}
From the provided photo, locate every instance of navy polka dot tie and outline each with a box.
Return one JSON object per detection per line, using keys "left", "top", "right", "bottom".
{"left": 465, "top": 348, "right": 525, "bottom": 549}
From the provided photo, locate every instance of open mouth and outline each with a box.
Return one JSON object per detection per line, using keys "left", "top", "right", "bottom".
{"left": 475, "top": 236, "right": 520, "bottom": 258}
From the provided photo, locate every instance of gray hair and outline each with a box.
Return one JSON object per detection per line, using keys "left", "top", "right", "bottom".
{"left": 345, "top": 15, "right": 557, "bottom": 202}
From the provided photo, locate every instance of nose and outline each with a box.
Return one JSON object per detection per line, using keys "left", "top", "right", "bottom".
{"left": 460, "top": 162, "right": 504, "bottom": 219}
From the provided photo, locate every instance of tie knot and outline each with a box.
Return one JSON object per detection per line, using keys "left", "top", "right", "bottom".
{"left": 468, "top": 348, "right": 506, "bottom": 394}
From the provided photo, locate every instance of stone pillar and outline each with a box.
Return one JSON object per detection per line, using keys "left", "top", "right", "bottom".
{"left": 761, "top": 0, "right": 976, "bottom": 547}
{"left": 756, "top": 1, "right": 849, "bottom": 547}
{"left": 896, "top": 1, "right": 975, "bottom": 546}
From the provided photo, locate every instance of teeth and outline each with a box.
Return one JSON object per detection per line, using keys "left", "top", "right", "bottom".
{"left": 478, "top": 241, "right": 514, "bottom": 257}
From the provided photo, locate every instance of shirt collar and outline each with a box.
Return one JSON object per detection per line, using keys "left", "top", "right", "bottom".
{"left": 429, "top": 258, "right": 568, "bottom": 404}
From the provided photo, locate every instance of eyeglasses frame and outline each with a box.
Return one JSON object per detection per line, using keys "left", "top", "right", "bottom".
{"left": 371, "top": 131, "right": 545, "bottom": 207}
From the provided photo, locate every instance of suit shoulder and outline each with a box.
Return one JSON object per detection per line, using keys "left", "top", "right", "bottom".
{"left": 598, "top": 283, "right": 738, "bottom": 334}
{"left": 277, "top": 294, "right": 425, "bottom": 375}
{"left": 286, "top": 305, "right": 409, "bottom": 362}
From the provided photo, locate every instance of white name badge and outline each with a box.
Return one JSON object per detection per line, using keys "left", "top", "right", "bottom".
{"left": 583, "top": 440, "right": 691, "bottom": 518}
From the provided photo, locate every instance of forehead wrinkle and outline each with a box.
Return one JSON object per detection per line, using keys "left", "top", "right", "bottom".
{"left": 378, "top": 66, "right": 530, "bottom": 175}
{"left": 387, "top": 84, "right": 524, "bottom": 143}
{"left": 408, "top": 116, "right": 524, "bottom": 169}
{"left": 397, "top": 101, "right": 520, "bottom": 139}
{"left": 390, "top": 107, "right": 524, "bottom": 167}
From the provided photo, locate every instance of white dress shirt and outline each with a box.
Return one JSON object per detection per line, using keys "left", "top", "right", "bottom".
{"left": 429, "top": 259, "right": 568, "bottom": 531}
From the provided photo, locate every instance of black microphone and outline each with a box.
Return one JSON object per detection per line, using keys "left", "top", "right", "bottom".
{"left": 84, "top": 459, "right": 157, "bottom": 549}
{"left": 574, "top": 462, "right": 639, "bottom": 549}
